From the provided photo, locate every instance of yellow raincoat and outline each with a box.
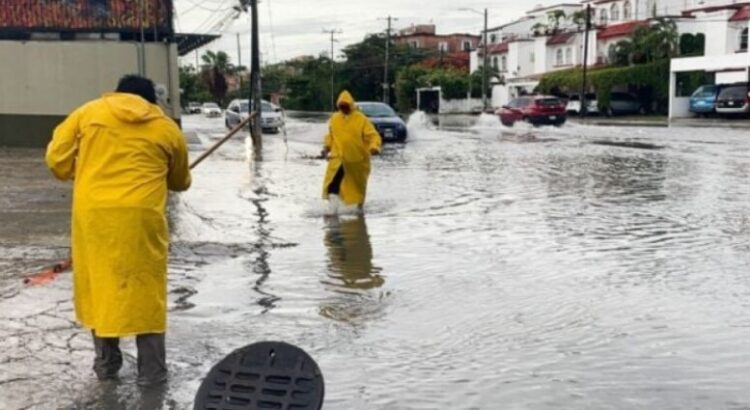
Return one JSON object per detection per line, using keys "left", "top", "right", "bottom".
{"left": 322, "top": 91, "right": 382, "bottom": 206}
{"left": 46, "top": 93, "right": 191, "bottom": 338}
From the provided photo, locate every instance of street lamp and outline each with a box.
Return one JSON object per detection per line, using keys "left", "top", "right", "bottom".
{"left": 460, "top": 7, "right": 489, "bottom": 112}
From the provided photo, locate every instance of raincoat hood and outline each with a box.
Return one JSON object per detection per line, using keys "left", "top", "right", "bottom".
{"left": 336, "top": 90, "right": 357, "bottom": 111}
{"left": 103, "top": 92, "right": 165, "bottom": 123}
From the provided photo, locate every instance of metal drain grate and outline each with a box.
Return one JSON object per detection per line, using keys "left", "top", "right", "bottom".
{"left": 194, "top": 341, "right": 324, "bottom": 410}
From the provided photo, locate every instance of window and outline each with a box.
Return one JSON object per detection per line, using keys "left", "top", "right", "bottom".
{"left": 611, "top": 4, "right": 620, "bottom": 22}
{"left": 409, "top": 40, "right": 420, "bottom": 48}
{"left": 438, "top": 42, "right": 448, "bottom": 52}
{"left": 623, "top": 1, "right": 632, "bottom": 20}
{"left": 501, "top": 55, "right": 507, "bottom": 72}
{"left": 600, "top": 9, "right": 609, "bottom": 25}
{"left": 556, "top": 49, "right": 564, "bottom": 66}
{"left": 490, "top": 33, "right": 498, "bottom": 44}
{"left": 463, "top": 40, "right": 473, "bottom": 51}
{"left": 741, "top": 28, "right": 748, "bottom": 51}
{"left": 492, "top": 56, "right": 499, "bottom": 70}
{"left": 565, "top": 47, "right": 573, "bottom": 65}
{"left": 608, "top": 44, "right": 617, "bottom": 63}
{"left": 530, "top": 52, "right": 535, "bottom": 63}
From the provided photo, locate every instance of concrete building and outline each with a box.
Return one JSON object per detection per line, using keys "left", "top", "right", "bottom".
{"left": 395, "top": 24, "right": 480, "bottom": 54}
{"left": 669, "top": 3, "right": 750, "bottom": 119}
{"left": 0, "top": 0, "right": 213, "bottom": 147}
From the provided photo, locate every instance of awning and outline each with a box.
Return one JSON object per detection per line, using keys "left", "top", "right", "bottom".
{"left": 175, "top": 33, "right": 221, "bottom": 56}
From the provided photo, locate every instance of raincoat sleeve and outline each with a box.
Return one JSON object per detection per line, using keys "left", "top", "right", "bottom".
{"left": 46, "top": 107, "right": 84, "bottom": 180}
{"left": 167, "top": 126, "right": 192, "bottom": 192}
{"left": 362, "top": 118, "right": 382, "bottom": 154}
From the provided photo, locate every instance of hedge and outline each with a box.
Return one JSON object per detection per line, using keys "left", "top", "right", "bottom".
{"left": 538, "top": 60, "right": 670, "bottom": 111}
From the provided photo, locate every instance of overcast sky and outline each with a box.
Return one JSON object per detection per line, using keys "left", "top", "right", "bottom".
{"left": 174, "top": 0, "right": 563, "bottom": 67}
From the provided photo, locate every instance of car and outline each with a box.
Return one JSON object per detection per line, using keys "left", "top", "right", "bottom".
{"left": 566, "top": 93, "right": 599, "bottom": 115}
{"left": 715, "top": 83, "right": 750, "bottom": 116}
{"left": 605, "top": 92, "right": 644, "bottom": 116}
{"left": 225, "top": 99, "right": 285, "bottom": 133}
{"left": 689, "top": 85, "right": 720, "bottom": 116}
{"left": 357, "top": 102, "right": 407, "bottom": 142}
{"left": 497, "top": 96, "right": 567, "bottom": 127}
{"left": 187, "top": 102, "right": 202, "bottom": 114}
{"left": 202, "top": 102, "right": 222, "bottom": 118}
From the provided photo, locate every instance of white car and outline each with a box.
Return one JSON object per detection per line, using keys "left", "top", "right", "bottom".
{"left": 225, "top": 99, "right": 285, "bottom": 134}
{"left": 202, "top": 102, "right": 222, "bottom": 118}
{"left": 566, "top": 93, "right": 599, "bottom": 115}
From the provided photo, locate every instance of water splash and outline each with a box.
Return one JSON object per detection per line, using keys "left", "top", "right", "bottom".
{"left": 472, "top": 113, "right": 504, "bottom": 130}
{"left": 406, "top": 111, "right": 433, "bottom": 139}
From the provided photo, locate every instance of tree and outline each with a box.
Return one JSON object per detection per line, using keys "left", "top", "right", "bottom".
{"left": 547, "top": 10, "right": 566, "bottom": 34}
{"left": 571, "top": 10, "right": 588, "bottom": 30}
{"left": 179, "top": 65, "right": 211, "bottom": 105}
{"left": 680, "top": 33, "right": 706, "bottom": 56}
{"left": 531, "top": 22, "right": 548, "bottom": 36}
{"left": 200, "top": 51, "right": 232, "bottom": 105}
{"left": 609, "top": 18, "right": 679, "bottom": 66}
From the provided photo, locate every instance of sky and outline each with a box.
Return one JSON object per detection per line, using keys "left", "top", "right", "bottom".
{"left": 174, "top": 0, "right": 564, "bottom": 67}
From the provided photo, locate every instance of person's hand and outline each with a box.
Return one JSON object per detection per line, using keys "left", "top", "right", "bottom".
{"left": 320, "top": 148, "right": 330, "bottom": 160}
{"left": 370, "top": 148, "right": 380, "bottom": 156}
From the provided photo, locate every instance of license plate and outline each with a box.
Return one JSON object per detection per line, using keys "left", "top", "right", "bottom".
{"left": 549, "top": 116, "right": 557, "bottom": 120}
{"left": 384, "top": 129, "right": 394, "bottom": 138}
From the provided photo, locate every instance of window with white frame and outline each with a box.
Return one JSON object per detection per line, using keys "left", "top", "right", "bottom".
{"left": 409, "top": 40, "right": 420, "bottom": 48}
{"left": 490, "top": 33, "right": 498, "bottom": 44}
{"left": 530, "top": 52, "right": 535, "bottom": 63}
{"left": 501, "top": 55, "right": 507, "bottom": 72}
{"left": 565, "top": 47, "right": 573, "bottom": 65}
{"left": 492, "top": 56, "right": 499, "bottom": 70}
{"left": 463, "top": 40, "right": 473, "bottom": 51}
{"left": 600, "top": 8, "right": 609, "bottom": 25}
{"left": 611, "top": 4, "right": 620, "bottom": 22}
{"left": 741, "top": 28, "right": 749, "bottom": 51}
{"left": 438, "top": 42, "right": 448, "bottom": 52}
{"left": 623, "top": 1, "right": 632, "bottom": 20}
{"left": 556, "top": 49, "right": 564, "bottom": 66}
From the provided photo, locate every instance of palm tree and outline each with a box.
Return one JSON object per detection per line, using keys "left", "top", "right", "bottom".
{"left": 200, "top": 51, "right": 232, "bottom": 104}
{"left": 531, "top": 22, "right": 548, "bottom": 36}
{"left": 547, "top": 10, "right": 566, "bottom": 34}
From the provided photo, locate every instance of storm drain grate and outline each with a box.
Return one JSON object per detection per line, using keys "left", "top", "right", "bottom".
{"left": 194, "top": 341, "right": 324, "bottom": 410}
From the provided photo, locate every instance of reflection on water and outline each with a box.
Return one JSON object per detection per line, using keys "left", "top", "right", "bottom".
{"left": 319, "top": 215, "right": 385, "bottom": 323}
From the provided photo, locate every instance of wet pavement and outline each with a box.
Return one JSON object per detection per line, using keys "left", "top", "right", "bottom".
{"left": 2, "top": 113, "right": 750, "bottom": 409}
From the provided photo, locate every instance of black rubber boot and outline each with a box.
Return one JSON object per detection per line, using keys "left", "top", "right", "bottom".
{"left": 92, "top": 331, "right": 123, "bottom": 380}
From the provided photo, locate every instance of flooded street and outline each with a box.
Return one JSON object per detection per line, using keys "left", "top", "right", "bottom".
{"left": 2, "top": 114, "right": 750, "bottom": 409}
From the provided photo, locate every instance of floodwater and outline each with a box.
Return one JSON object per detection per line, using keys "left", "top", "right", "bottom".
{"left": 2, "top": 113, "right": 750, "bottom": 409}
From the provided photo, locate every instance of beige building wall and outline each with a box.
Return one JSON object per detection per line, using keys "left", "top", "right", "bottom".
{"left": 0, "top": 40, "right": 181, "bottom": 146}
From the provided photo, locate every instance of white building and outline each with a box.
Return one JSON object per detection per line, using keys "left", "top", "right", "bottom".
{"left": 669, "top": 3, "right": 750, "bottom": 119}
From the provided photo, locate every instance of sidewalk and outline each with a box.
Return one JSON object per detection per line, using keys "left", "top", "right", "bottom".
{"left": 570, "top": 115, "right": 750, "bottom": 129}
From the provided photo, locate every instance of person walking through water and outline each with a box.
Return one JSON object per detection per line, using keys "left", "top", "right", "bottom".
{"left": 45, "top": 75, "right": 191, "bottom": 385}
{"left": 321, "top": 90, "right": 382, "bottom": 211}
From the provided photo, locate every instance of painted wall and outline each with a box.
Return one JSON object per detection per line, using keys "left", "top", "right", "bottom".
{"left": 0, "top": 40, "right": 180, "bottom": 146}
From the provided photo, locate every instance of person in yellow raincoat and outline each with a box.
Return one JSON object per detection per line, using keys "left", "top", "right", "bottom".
{"left": 321, "top": 91, "right": 382, "bottom": 209}
{"left": 45, "top": 75, "right": 191, "bottom": 385}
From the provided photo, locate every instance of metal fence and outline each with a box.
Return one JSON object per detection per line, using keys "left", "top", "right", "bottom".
{"left": 0, "top": 0, "right": 172, "bottom": 33}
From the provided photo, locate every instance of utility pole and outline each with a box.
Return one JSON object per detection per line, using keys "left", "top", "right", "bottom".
{"left": 379, "top": 16, "right": 398, "bottom": 105}
{"left": 482, "top": 8, "right": 489, "bottom": 112}
{"left": 323, "top": 28, "right": 342, "bottom": 110}
{"left": 580, "top": 4, "right": 591, "bottom": 118}
{"left": 239, "top": 0, "right": 262, "bottom": 157}
{"left": 236, "top": 32, "right": 243, "bottom": 90}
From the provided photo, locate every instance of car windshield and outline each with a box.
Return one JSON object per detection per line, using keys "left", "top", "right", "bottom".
{"left": 359, "top": 103, "right": 396, "bottom": 118}
{"left": 693, "top": 85, "right": 717, "bottom": 98}
{"left": 238, "top": 102, "right": 274, "bottom": 113}
{"left": 719, "top": 86, "right": 747, "bottom": 99}
{"left": 568, "top": 95, "right": 580, "bottom": 101}
{"left": 189, "top": 102, "right": 200, "bottom": 107}
{"left": 536, "top": 98, "right": 561, "bottom": 106}
{"left": 203, "top": 103, "right": 219, "bottom": 108}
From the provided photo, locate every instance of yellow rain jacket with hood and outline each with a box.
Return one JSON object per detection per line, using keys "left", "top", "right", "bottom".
{"left": 322, "top": 91, "right": 382, "bottom": 206}
{"left": 46, "top": 92, "right": 191, "bottom": 338}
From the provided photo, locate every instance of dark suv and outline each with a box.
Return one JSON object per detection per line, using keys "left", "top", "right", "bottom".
{"left": 716, "top": 83, "right": 750, "bottom": 115}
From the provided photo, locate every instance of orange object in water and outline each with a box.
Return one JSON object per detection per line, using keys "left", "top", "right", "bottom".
{"left": 23, "top": 260, "right": 72, "bottom": 286}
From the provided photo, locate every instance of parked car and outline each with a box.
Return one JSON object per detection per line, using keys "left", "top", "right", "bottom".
{"left": 357, "top": 102, "right": 407, "bottom": 142}
{"left": 566, "top": 93, "right": 599, "bottom": 115}
{"left": 497, "top": 96, "right": 567, "bottom": 127}
{"left": 187, "top": 102, "right": 202, "bottom": 114}
{"left": 202, "top": 102, "right": 222, "bottom": 118}
{"left": 689, "top": 85, "right": 720, "bottom": 116}
{"left": 605, "top": 92, "right": 644, "bottom": 116}
{"left": 716, "top": 83, "right": 750, "bottom": 115}
{"left": 225, "top": 99, "right": 285, "bottom": 133}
